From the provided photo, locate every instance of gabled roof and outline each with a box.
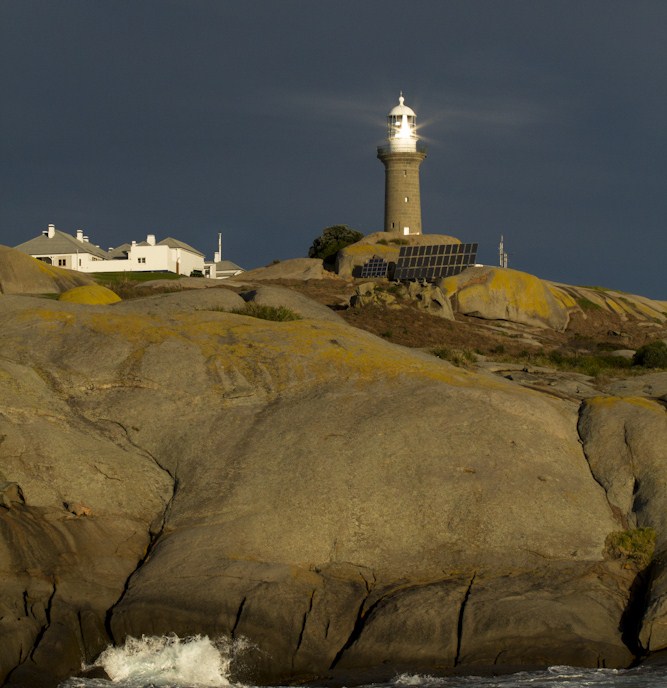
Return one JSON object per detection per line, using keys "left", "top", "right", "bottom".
{"left": 216, "top": 260, "right": 244, "bottom": 271}
{"left": 15, "top": 230, "right": 110, "bottom": 259}
{"left": 107, "top": 243, "right": 131, "bottom": 259}
{"left": 158, "top": 237, "right": 204, "bottom": 257}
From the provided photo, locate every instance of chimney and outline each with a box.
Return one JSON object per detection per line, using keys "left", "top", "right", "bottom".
{"left": 214, "top": 232, "right": 222, "bottom": 262}
{"left": 76, "top": 229, "right": 84, "bottom": 242}
{"left": 47, "top": 224, "right": 55, "bottom": 238}
{"left": 83, "top": 235, "right": 89, "bottom": 243}
{"left": 131, "top": 240, "right": 137, "bottom": 247}
{"left": 147, "top": 234, "right": 156, "bottom": 246}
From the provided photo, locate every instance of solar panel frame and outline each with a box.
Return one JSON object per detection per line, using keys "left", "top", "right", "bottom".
{"left": 359, "top": 256, "right": 389, "bottom": 279}
{"left": 393, "top": 243, "right": 478, "bottom": 281}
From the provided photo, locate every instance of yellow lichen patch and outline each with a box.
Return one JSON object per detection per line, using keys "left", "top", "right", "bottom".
{"left": 629, "top": 299, "right": 665, "bottom": 320}
{"left": 480, "top": 270, "right": 551, "bottom": 318}
{"left": 10, "top": 304, "right": 538, "bottom": 402}
{"left": 59, "top": 284, "right": 121, "bottom": 305}
{"left": 587, "top": 396, "right": 664, "bottom": 413}
{"left": 17, "top": 308, "right": 75, "bottom": 325}
{"left": 547, "top": 285, "right": 578, "bottom": 309}
{"left": 33, "top": 258, "right": 66, "bottom": 278}
{"left": 87, "top": 312, "right": 178, "bottom": 343}
{"left": 339, "top": 243, "right": 400, "bottom": 258}
{"left": 602, "top": 297, "right": 626, "bottom": 316}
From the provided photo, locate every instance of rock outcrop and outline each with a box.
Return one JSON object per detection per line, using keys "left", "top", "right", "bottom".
{"left": 239, "top": 258, "right": 330, "bottom": 281}
{"left": 351, "top": 281, "right": 455, "bottom": 320}
{"left": 0, "top": 246, "right": 93, "bottom": 295}
{"left": 1, "top": 286, "right": 666, "bottom": 686}
{"left": 439, "top": 266, "right": 570, "bottom": 331}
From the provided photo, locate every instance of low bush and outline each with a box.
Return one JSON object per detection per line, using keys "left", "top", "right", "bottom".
{"left": 230, "top": 303, "right": 301, "bottom": 322}
{"left": 605, "top": 527, "right": 656, "bottom": 569}
{"left": 633, "top": 340, "right": 667, "bottom": 368}
{"left": 432, "top": 347, "right": 476, "bottom": 367}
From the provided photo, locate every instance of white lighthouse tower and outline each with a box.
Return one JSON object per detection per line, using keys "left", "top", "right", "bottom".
{"left": 377, "top": 93, "right": 427, "bottom": 235}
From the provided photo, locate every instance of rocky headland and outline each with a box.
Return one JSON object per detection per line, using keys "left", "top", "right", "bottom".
{"left": 1, "top": 246, "right": 666, "bottom": 687}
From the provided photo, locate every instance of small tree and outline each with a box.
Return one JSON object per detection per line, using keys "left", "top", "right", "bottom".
{"left": 308, "top": 225, "right": 364, "bottom": 265}
{"left": 633, "top": 340, "right": 667, "bottom": 368}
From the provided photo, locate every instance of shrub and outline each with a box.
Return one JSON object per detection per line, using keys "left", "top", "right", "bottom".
{"left": 633, "top": 340, "right": 667, "bottom": 368}
{"left": 308, "top": 225, "right": 364, "bottom": 265}
{"left": 432, "top": 347, "right": 475, "bottom": 367}
{"left": 230, "top": 303, "right": 301, "bottom": 322}
{"left": 605, "top": 527, "right": 656, "bottom": 569}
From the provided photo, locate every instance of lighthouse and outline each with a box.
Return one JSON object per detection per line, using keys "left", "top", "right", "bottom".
{"left": 377, "top": 93, "right": 427, "bottom": 235}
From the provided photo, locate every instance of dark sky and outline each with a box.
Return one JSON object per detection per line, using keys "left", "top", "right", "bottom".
{"left": 1, "top": 0, "right": 666, "bottom": 298}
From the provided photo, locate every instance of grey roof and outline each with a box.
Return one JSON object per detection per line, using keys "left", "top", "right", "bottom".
{"left": 216, "top": 260, "right": 244, "bottom": 271}
{"left": 15, "top": 230, "right": 110, "bottom": 259}
{"left": 158, "top": 237, "right": 204, "bottom": 256}
{"left": 107, "top": 242, "right": 131, "bottom": 259}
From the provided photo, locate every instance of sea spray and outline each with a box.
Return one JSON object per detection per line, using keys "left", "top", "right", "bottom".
{"left": 90, "top": 634, "right": 245, "bottom": 687}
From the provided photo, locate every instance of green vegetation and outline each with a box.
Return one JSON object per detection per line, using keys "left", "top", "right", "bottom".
{"left": 230, "top": 303, "right": 302, "bottom": 322}
{"left": 307, "top": 225, "right": 364, "bottom": 265}
{"left": 575, "top": 296, "right": 602, "bottom": 311}
{"left": 633, "top": 340, "right": 667, "bottom": 369}
{"left": 545, "top": 350, "right": 632, "bottom": 377}
{"left": 487, "top": 349, "right": 634, "bottom": 379}
{"left": 605, "top": 527, "right": 656, "bottom": 569}
{"left": 94, "top": 273, "right": 181, "bottom": 300}
{"left": 432, "top": 347, "right": 476, "bottom": 367}
{"left": 93, "top": 272, "right": 181, "bottom": 283}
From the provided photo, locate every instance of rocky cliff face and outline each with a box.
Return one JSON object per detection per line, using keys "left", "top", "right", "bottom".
{"left": 0, "top": 283, "right": 666, "bottom": 687}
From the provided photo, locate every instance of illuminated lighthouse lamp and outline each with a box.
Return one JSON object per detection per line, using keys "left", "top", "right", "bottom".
{"left": 385, "top": 92, "right": 419, "bottom": 153}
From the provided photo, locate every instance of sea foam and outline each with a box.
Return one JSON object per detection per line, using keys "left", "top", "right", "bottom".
{"left": 92, "top": 634, "right": 240, "bottom": 687}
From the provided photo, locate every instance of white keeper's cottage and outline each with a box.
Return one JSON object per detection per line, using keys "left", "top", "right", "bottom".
{"left": 15, "top": 224, "right": 207, "bottom": 276}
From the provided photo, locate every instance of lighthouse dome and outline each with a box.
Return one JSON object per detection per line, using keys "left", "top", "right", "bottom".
{"left": 388, "top": 94, "right": 416, "bottom": 117}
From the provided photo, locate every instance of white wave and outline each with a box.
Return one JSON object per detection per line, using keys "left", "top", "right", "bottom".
{"left": 394, "top": 674, "right": 432, "bottom": 686}
{"left": 92, "top": 634, "right": 244, "bottom": 687}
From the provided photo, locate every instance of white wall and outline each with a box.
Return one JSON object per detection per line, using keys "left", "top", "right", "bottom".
{"left": 30, "top": 236, "right": 206, "bottom": 276}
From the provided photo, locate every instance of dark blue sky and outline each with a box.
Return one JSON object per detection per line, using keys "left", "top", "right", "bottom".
{"left": 1, "top": 0, "right": 666, "bottom": 298}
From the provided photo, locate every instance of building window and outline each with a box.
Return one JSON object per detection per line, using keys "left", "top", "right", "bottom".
{"left": 58, "top": 259, "right": 67, "bottom": 266}
{"left": 138, "top": 257, "right": 146, "bottom": 264}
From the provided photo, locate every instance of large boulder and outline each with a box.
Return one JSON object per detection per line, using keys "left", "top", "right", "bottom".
{"left": 548, "top": 282, "right": 667, "bottom": 323}
{"left": 0, "top": 246, "right": 93, "bottom": 294}
{"left": 59, "top": 284, "right": 121, "bottom": 305}
{"left": 241, "top": 284, "right": 343, "bottom": 323}
{"left": 239, "top": 258, "right": 329, "bottom": 281}
{"left": 578, "top": 395, "right": 667, "bottom": 655}
{"left": 0, "top": 288, "right": 657, "bottom": 686}
{"left": 440, "top": 266, "right": 570, "bottom": 331}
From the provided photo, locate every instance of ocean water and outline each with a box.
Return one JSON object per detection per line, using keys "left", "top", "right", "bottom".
{"left": 57, "top": 634, "right": 667, "bottom": 688}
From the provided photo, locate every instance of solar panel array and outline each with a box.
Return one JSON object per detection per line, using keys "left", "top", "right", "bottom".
{"left": 394, "top": 243, "right": 478, "bottom": 281}
{"left": 359, "top": 256, "right": 389, "bottom": 279}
